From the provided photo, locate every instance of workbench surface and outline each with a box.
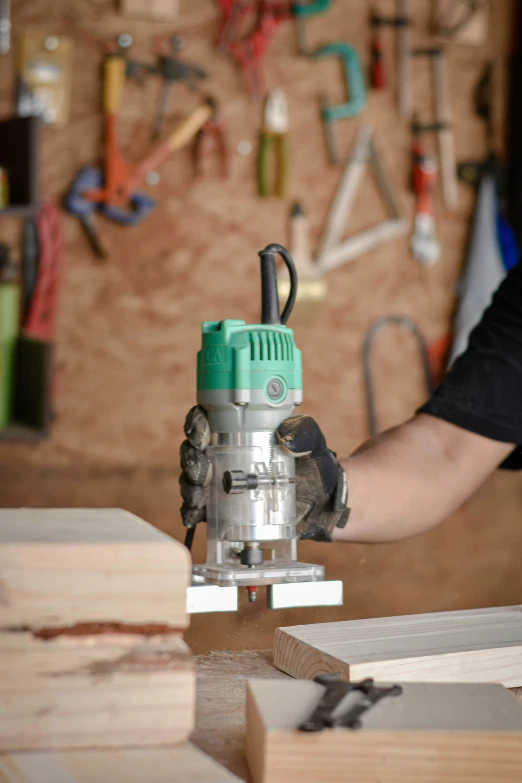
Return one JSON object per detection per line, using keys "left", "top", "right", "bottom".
{"left": 193, "top": 650, "right": 522, "bottom": 782}
{"left": 193, "top": 650, "right": 287, "bottom": 780}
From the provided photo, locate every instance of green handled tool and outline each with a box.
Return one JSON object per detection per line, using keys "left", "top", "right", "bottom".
{"left": 316, "top": 42, "right": 367, "bottom": 164}
{"left": 258, "top": 88, "right": 290, "bottom": 198}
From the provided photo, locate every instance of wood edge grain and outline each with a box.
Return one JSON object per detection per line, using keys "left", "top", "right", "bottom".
{"left": 246, "top": 682, "right": 266, "bottom": 783}
{"left": 274, "top": 627, "right": 350, "bottom": 680}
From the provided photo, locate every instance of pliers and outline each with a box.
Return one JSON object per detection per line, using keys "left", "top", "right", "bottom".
{"left": 258, "top": 88, "right": 289, "bottom": 198}
{"left": 193, "top": 97, "right": 229, "bottom": 179}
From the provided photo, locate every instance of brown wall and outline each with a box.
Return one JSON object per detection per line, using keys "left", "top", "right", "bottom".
{"left": 2, "top": 0, "right": 521, "bottom": 654}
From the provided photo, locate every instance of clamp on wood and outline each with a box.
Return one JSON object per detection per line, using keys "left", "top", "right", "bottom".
{"left": 299, "top": 673, "right": 402, "bottom": 732}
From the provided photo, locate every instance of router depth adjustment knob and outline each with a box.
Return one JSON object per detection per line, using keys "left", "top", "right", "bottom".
{"left": 223, "top": 470, "right": 259, "bottom": 494}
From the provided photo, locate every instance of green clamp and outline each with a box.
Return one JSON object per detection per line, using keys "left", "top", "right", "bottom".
{"left": 292, "top": 0, "right": 331, "bottom": 17}
{"left": 315, "top": 42, "right": 367, "bottom": 164}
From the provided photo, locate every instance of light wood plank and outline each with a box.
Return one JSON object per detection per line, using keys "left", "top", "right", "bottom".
{"left": 246, "top": 678, "right": 522, "bottom": 783}
{"left": 0, "top": 742, "right": 241, "bottom": 782}
{"left": 0, "top": 508, "right": 189, "bottom": 630}
{"left": 274, "top": 605, "right": 522, "bottom": 686}
{"left": 0, "top": 631, "right": 195, "bottom": 751}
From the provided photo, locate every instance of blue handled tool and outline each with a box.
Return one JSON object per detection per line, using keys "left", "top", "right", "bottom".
{"left": 64, "top": 167, "right": 107, "bottom": 259}
{"left": 65, "top": 167, "right": 157, "bottom": 257}
{"left": 100, "top": 192, "right": 156, "bottom": 225}
{"left": 315, "top": 42, "right": 367, "bottom": 165}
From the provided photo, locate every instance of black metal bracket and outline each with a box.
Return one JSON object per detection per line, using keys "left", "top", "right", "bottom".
{"left": 298, "top": 673, "right": 402, "bottom": 732}
{"left": 370, "top": 10, "right": 409, "bottom": 28}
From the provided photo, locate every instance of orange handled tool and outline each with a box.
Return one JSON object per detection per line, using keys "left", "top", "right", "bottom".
{"left": 83, "top": 50, "right": 213, "bottom": 210}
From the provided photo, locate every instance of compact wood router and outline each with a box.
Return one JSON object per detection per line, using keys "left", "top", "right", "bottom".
{"left": 188, "top": 244, "right": 343, "bottom": 613}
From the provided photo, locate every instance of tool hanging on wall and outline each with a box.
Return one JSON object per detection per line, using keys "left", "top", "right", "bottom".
{"left": 278, "top": 124, "right": 406, "bottom": 315}
{"left": 23, "top": 202, "right": 63, "bottom": 342}
{"left": 410, "top": 137, "right": 441, "bottom": 265}
{"left": 411, "top": 47, "right": 458, "bottom": 211}
{"left": 369, "top": 1, "right": 411, "bottom": 119}
{"left": 363, "top": 316, "right": 434, "bottom": 437}
{"left": 151, "top": 35, "right": 207, "bottom": 141}
{"left": 0, "top": 0, "right": 10, "bottom": 55}
{"left": 258, "top": 88, "right": 289, "bottom": 197}
{"left": 17, "top": 34, "right": 74, "bottom": 128}
{"left": 65, "top": 40, "right": 213, "bottom": 248}
{"left": 293, "top": 0, "right": 331, "bottom": 55}
{"left": 316, "top": 43, "right": 366, "bottom": 165}
{"left": 316, "top": 124, "right": 406, "bottom": 271}
{"left": 218, "top": 0, "right": 292, "bottom": 97}
{"left": 192, "top": 98, "right": 229, "bottom": 179}
{"left": 433, "top": 0, "right": 489, "bottom": 46}
{"left": 0, "top": 243, "right": 19, "bottom": 429}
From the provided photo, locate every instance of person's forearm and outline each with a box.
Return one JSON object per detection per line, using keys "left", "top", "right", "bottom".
{"left": 334, "top": 414, "right": 514, "bottom": 544}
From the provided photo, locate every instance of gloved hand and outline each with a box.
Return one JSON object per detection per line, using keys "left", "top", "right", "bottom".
{"left": 276, "top": 415, "right": 349, "bottom": 541}
{"left": 179, "top": 407, "right": 349, "bottom": 541}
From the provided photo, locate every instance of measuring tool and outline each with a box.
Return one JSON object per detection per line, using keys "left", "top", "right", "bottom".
{"left": 258, "top": 88, "right": 289, "bottom": 197}
{"left": 370, "top": 1, "right": 411, "bottom": 119}
{"left": 190, "top": 243, "right": 343, "bottom": 610}
{"left": 411, "top": 47, "right": 458, "bottom": 211}
{"left": 315, "top": 43, "right": 366, "bottom": 165}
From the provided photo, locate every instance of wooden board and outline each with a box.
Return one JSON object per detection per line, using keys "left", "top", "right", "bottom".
{"left": 0, "top": 508, "right": 189, "bottom": 630}
{"left": 274, "top": 605, "right": 522, "bottom": 685}
{"left": 0, "top": 630, "right": 195, "bottom": 751}
{"left": 0, "top": 742, "right": 241, "bottom": 782}
{"left": 246, "top": 678, "right": 522, "bottom": 783}
{"left": 0, "top": 508, "right": 195, "bottom": 751}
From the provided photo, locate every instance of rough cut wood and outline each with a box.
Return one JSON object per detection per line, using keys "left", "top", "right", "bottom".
{"left": 0, "top": 508, "right": 194, "bottom": 751}
{"left": 274, "top": 605, "right": 522, "bottom": 686}
{"left": 0, "top": 631, "right": 195, "bottom": 751}
{"left": 246, "top": 678, "right": 522, "bottom": 783}
{"left": 0, "top": 742, "right": 241, "bottom": 782}
{"left": 0, "top": 508, "right": 190, "bottom": 630}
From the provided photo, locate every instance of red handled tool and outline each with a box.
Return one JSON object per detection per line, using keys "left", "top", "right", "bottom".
{"left": 23, "top": 202, "right": 63, "bottom": 342}
{"left": 410, "top": 138, "right": 441, "bottom": 265}
{"left": 218, "top": 1, "right": 293, "bottom": 97}
{"left": 192, "top": 98, "right": 229, "bottom": 179}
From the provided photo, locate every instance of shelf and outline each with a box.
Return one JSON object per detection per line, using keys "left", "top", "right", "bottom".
{"left": 0, "top": 204, "right": 39, "bottom": 218}
{"left": 0, "top": 421, "right": 49, "bottom": 442}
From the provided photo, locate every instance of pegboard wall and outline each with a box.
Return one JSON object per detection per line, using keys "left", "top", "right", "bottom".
{"left": 1, "top": 0, "right": 521, "bottom": 654}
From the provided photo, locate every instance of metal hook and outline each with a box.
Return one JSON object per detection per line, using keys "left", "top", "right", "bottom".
{"left": 363, "top": 316, "right": 434, "bottom": 437}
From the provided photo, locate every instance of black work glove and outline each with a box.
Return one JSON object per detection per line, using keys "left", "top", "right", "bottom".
{"left": 179, "top": 406, "right": 212, "bottom": 529}
{"left": 276, "top": 415, "right": 349, "bottom": 541}
{"left": 179, "top": 408, "right": 349, "bottom": 542}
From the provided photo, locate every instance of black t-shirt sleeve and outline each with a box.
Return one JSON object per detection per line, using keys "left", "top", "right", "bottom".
{"left": 419, "top": 261, "right": 522, "bottom": 470}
